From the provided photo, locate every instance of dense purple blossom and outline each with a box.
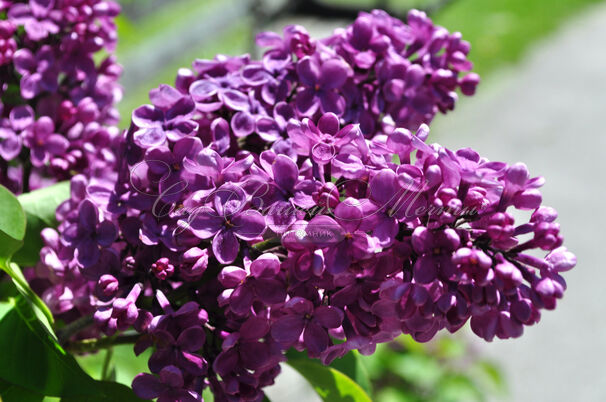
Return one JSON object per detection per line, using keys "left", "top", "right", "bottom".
{"left": 0, "top": 0, "right": 121, "bottom": 193}
{"left": 29, "top": 9, "right": 577, "bottom": 402}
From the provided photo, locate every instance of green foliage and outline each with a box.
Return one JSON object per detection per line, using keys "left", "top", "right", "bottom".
{"left": 202, "top": 387, "right": 215, "bottom": 402}
{"left": 0, "top": 261, "right": 54, "bottom": 327}
{"left": 287, "top": 358, "right": 373, "bottom": 402}
{"left": 0, "top": 379, "right": 43, "bottom": 402}
{"left": 0, "top": 292, "right": 144, "bottom": 402}
{"left": 0, "top": 279, "right": 18, "bottom": 301}
{"left": 12, "top": 181, "right": 70, "bottom": 266}
{"left": 0, "top": 183, "right": 142, "bottom": 402}
{"left": 0, "top": 185, "right": 53, "bottom": 324}
{"left": 329, "top": 350, "right": 373, "bottom": 395}
{"left": 0, "top": 184, "right": 26, "bottom": 264}
{"left": 287, "top": 348, "right": 373, "bottom": 395}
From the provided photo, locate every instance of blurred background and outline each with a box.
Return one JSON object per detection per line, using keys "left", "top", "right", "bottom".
{"left": 77, "top": 0, "right": 606, "bottom": 401}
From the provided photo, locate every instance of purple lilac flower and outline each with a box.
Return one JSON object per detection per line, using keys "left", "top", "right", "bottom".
{"left": 132, "top": 366, "right": 199, "bottom": 402}
{"left": 0, "top": 0, "right": 122, "bottom": 192}
{"left": 218, "top": 254, "right": 287, "bottom": 315}
{"left": 94, "top": 284, "right": 142, "bottom": 336}
{"left": 295, "top": 54, "right": 352, "bottom": 116}
{"left": 23, "top": 116, "right": 69, "bottom": 167}
{"left": 287, "top": 112, "right": 364, "bottom": 165}
{"left": 271, "top": 297, "right": 343, "bottom": 357}
{"left": 0, "top": 105, "right": 34, "bottom": 159}
{"left": 134, "top": 292, "right": 208, "bottom": 380}
{"left": 0, "top": 21, "right": 17, "bottom": 65}
{"left": 132, "top": 84, "right": 198, "bottom": 147}
{"left": 62, "top": 199, "right": 117, "bottom": 267}
{"left": 181, "top": 183, "right": 266, "bottom": 264}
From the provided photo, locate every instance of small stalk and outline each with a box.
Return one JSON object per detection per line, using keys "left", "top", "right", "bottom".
{"left": 65, "top": 333, "right": 140, "bottom": 354}
{"left": 56, "top": 315, "right": 95, "bottom": 344}
{"left": 101, "top": 347, "right": 114, "bottom": 381}
{"left": 251, "top": 237, "right": 282, "bottom": 252}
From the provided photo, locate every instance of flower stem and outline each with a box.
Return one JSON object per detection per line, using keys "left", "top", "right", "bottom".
{"left": 101, "top": 347, "right": 114, "bottom": 380}
{"left": 56, "top": 315, "right": 95, "bottom": 344}
{"left": 22, "top": 158, "right": 31, "bottom": 193}
{"left": 65, "top": 333, "right": 140, "bottom": 354}
{"left": 251, "top": 237, "right": 282, "bottom": 252}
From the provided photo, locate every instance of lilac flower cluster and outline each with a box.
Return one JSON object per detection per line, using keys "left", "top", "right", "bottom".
{"left": 33, "top": 10, "right": 574, "bottom": 402}
{"left": 0, "top": 0, "right": 122, "bottom": 193}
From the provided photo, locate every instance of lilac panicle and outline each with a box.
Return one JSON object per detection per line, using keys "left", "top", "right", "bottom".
{"left": 32, "top": 9, "right": 577, "bottom": 402}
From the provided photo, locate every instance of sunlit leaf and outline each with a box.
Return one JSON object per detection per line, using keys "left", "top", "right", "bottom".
{"left": 0, "top": 185, "right": 53, "bottom": 324}
{"left": 286, "top": 347, "right": 372, "bottom": 395}
{"left": 0, "top": 295, "right": 143, "bottom": 402}
{"left": 326, "top": 350, "right": 372, "bottom": 395}
{"left": 0, "top": 184, "right": 26, "bottom": 262}
{"left": 12, "top": 181, "right": 70, "bottom": 266}
{"left": 287, "top": 358, "right": 372, "bottom": 402}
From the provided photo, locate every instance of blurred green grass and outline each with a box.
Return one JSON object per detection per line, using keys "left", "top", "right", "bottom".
{"left": 432, "top": 0, "right": 604, "bottom": 77}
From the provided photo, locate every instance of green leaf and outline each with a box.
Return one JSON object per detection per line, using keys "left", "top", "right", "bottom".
{"left": 324, "top": 351, "right": 372, "bottom": 396}
{"left": 17, "top": 181, "right": 70, "bottom": 226}
{"left": 0, "top": 184, "right": 26, "bottom": 262}
{"left": 202, "top": 387, "right": 215, "bottom": 402}
{"left": 287, "top": 359, "right": 372, "bottom": 402}
{"left": 13, "top": 181, "right": 70, "bottom": 266}
{"left": 0, "top": 279, "right": 18, "bottom": 302}
{"left": 60, "top": 381, "right": 146, "bottom": 402}
{"left": 10, "top": 212, "right": 49, "bottom": 267}
{"left": 0, "top": 296, "right": 144, "bottom": 402}
{"left": 0, "top": 379, "right": 43, "bottom": 402}
{"left": 0, "top": 185, "right": 55, "bottom": 324}
{"left": 0, "top": 261, "right": 54, "bottom": 325}
{"left": 0, "top": 302, "right": 11, "bottom": 320}
{"left": 286, "top": 348, "right": 372, "bottom": 395}
{"left": 376, "top": 387, "right": 420, "bottom": 402}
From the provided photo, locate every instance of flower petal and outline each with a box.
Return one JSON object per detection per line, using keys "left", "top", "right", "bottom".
{"left": 212, "top": 229, "right": 239, "bottom": 264}
{"left": 231, "top": 210, "right": 266, "bottom": 241}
